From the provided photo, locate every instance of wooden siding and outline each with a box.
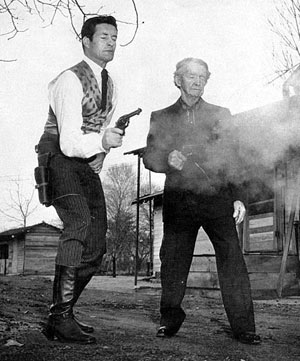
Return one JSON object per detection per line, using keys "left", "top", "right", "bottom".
{"left": 194, "top": 228, "right": 214, "bottom": 255}
{"left": 187, "top": 254, "right": 300, "bottom": 293}
{"left": 244, "top": 213, "right": 276, "bottom": 252}
{"left": 152, "top": 207, "right": 300, "bottom": 295}
{"left": 12, "top": 240, "right": 19, "bottom": 274}
{"left": 187, "top": 254, "right": 299, "bottom": 276}
{"left": 188, "top": 270, "right": 219, "bottom": 289}
{"left": 188, "top": 255, "right": 218, "bottom": 288}
{"left": 17, "top": 240, "right": 25, "bottom": 274}
{"left": 153, "top": 208, "right": 214, "bottom": 275}
{"left": 0, "top": 223, "right": 61, "bottom": 275}
{"left": 25, "top": 247, "right": 57, "bottom": 274}
{"left": 153, "top": 206, "right": 163, "bottom": 273}
{"left": 24, "top": 226, "right": 60, "bottom": 275}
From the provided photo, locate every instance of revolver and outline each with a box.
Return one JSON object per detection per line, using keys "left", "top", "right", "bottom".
{"left": 115, "top": 108, "right": 142, "bottom": 135}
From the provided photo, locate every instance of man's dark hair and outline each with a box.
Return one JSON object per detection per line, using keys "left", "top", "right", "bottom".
{"left": 81, "top": 15, "right": 118, "bottom": 41}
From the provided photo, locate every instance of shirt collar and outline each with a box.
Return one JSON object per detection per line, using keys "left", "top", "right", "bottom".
{"left": 179, "top": 96, "right": 204, "bottom": 110}
{"left": 83, "top": 55, "right": 106, "bottom": 78}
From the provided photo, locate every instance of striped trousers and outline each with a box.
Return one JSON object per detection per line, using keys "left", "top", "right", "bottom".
{"left": 50, "top": 153, "right": 107, "bottom": 268}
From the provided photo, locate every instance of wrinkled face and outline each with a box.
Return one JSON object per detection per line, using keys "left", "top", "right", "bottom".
{"left": 83, "top": 23, "right": 118, "bottom": 67}
{"left": 176, "top": 62, "right": 208, "bottom": 98}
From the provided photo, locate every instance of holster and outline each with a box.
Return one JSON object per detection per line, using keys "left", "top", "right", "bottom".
{"left": 34, "top": 131, "right": 97, "bottom": 206}
{"left": 34, "top": 145, "right": 53, "bottom": 207}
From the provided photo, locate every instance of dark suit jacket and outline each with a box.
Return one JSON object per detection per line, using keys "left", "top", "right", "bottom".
{"left": 143, "top": 97, "right": 245, "bottom": 220}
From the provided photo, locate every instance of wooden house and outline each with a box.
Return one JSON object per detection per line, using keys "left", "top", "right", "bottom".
{"left": 0, "top": 222, "right": 61, "bottom": 275}
{"left": 136, "top": 96, "right": 300, "bottom": 298}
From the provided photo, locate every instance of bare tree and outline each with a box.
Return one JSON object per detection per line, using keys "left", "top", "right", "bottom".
{"left": 0, "top": 176, "right": 38, "bottom": 228}
{"left": 268, "top": 0, "right": 300, "bottom": 82}
{"left": 102, "top": 163, "right": 160, "bottom": 276}
{"left": 133, "top": 181, "right": 160, "bottom": 275}
{"left": 0, "top": 176, "right": 39, "bottom": 275}
{"left": 103, "top": 163, "right": 136, "bottom": 276}
{"left": 0, "top": 0, "right": 140, "bottom": 61}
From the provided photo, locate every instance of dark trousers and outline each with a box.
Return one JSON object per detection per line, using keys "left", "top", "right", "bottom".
{"left": 50, "top": 153, "right": 107, "bottom": 268}
{"left": 160, "top": 215, "right": 255, "bottom": 336}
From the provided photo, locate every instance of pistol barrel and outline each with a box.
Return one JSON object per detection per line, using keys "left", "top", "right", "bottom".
{"left": 124, "top": 108, "right": 142, "bottom": 118}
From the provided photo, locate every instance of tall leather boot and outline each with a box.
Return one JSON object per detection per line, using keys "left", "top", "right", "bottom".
{"left": 42, "top": 265, "right": 96, "bottom": 344}
{"left": 72, "top": 263, "right": 99, "bottom": 333}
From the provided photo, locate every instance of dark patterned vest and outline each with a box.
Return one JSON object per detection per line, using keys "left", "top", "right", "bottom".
{"left": 44, "top": 61, "right": 114, "bottom": 135}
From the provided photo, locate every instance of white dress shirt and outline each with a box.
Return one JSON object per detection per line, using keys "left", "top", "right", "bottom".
{"left": 48, "top": 56, "right": 118, "bottom": 158}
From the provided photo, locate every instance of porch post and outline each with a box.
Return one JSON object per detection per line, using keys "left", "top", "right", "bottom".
{"left": 124, "top": 147, "right": 146, "bottom": 287}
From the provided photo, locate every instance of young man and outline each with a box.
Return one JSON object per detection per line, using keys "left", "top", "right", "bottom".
{"left": 143, "top": 58, "right": 261, "bottom": 345}
{"left": 36, "top": 16, "right": 123, "bottom": 344}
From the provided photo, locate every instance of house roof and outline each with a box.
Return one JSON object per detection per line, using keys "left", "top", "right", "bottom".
{"left": 132, "top": 190, "right": 163, "bottom": 205}
{"left": 0, "top": 222, "right": 61, "bottom": 241}
{"left": 124, "top": 147, "right": 146, "bottom": 156}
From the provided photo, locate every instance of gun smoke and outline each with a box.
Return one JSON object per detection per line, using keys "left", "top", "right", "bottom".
{"left": 202, "top": 97, "right": 300, "bottom": 196}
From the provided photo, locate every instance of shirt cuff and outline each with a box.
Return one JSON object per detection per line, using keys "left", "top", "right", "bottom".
{"left": 98, "top": 133, "right": 110, "bottom": 153}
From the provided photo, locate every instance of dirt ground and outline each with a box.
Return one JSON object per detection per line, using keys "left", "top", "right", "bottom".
{"left": 1, "top": 275, "right": 300, "bottom": 361}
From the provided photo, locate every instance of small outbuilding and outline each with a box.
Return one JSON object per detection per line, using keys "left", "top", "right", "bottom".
{"left": 0, "top": 222, "right": 61, "bottom": 275}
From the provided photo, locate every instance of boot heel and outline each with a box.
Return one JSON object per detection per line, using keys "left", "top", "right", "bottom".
{"left": 46, "top": 265, "right": 96, "bottom": 344}
{"left": 54, "top": 331, "right": 68, "bottom": 343}
{"left": 42, "top": 323, "right": 55, "bottom": 340}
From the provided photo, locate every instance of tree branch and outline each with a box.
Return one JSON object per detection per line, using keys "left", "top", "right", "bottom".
{"left": 268, "top": 0, "right": 300, "bottom": 81}
{"left": 120, "top": 0, "right": 140, "bottom": 47}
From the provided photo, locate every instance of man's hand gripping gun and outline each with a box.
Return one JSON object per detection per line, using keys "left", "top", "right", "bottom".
{"left": 181, "top": 144, "right": 211, "bottom": 182}
{"left": 115, "top": 108, "right": 142, "bottom": 135}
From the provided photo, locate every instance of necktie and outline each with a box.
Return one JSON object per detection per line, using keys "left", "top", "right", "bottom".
{"left": 101, "top": 68, "right": 108, "bottom": 111}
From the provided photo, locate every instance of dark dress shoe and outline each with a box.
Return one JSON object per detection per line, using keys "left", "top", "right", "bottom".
{"left": 235, "top": 332, "right": 261, "bottom": 345}
{"left": 156, "top": 326, "right": 176, "bottom": 338}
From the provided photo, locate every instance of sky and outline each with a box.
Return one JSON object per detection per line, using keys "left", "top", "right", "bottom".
{"left": 0, "top": 0, "right": 286, "bottom": 229}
